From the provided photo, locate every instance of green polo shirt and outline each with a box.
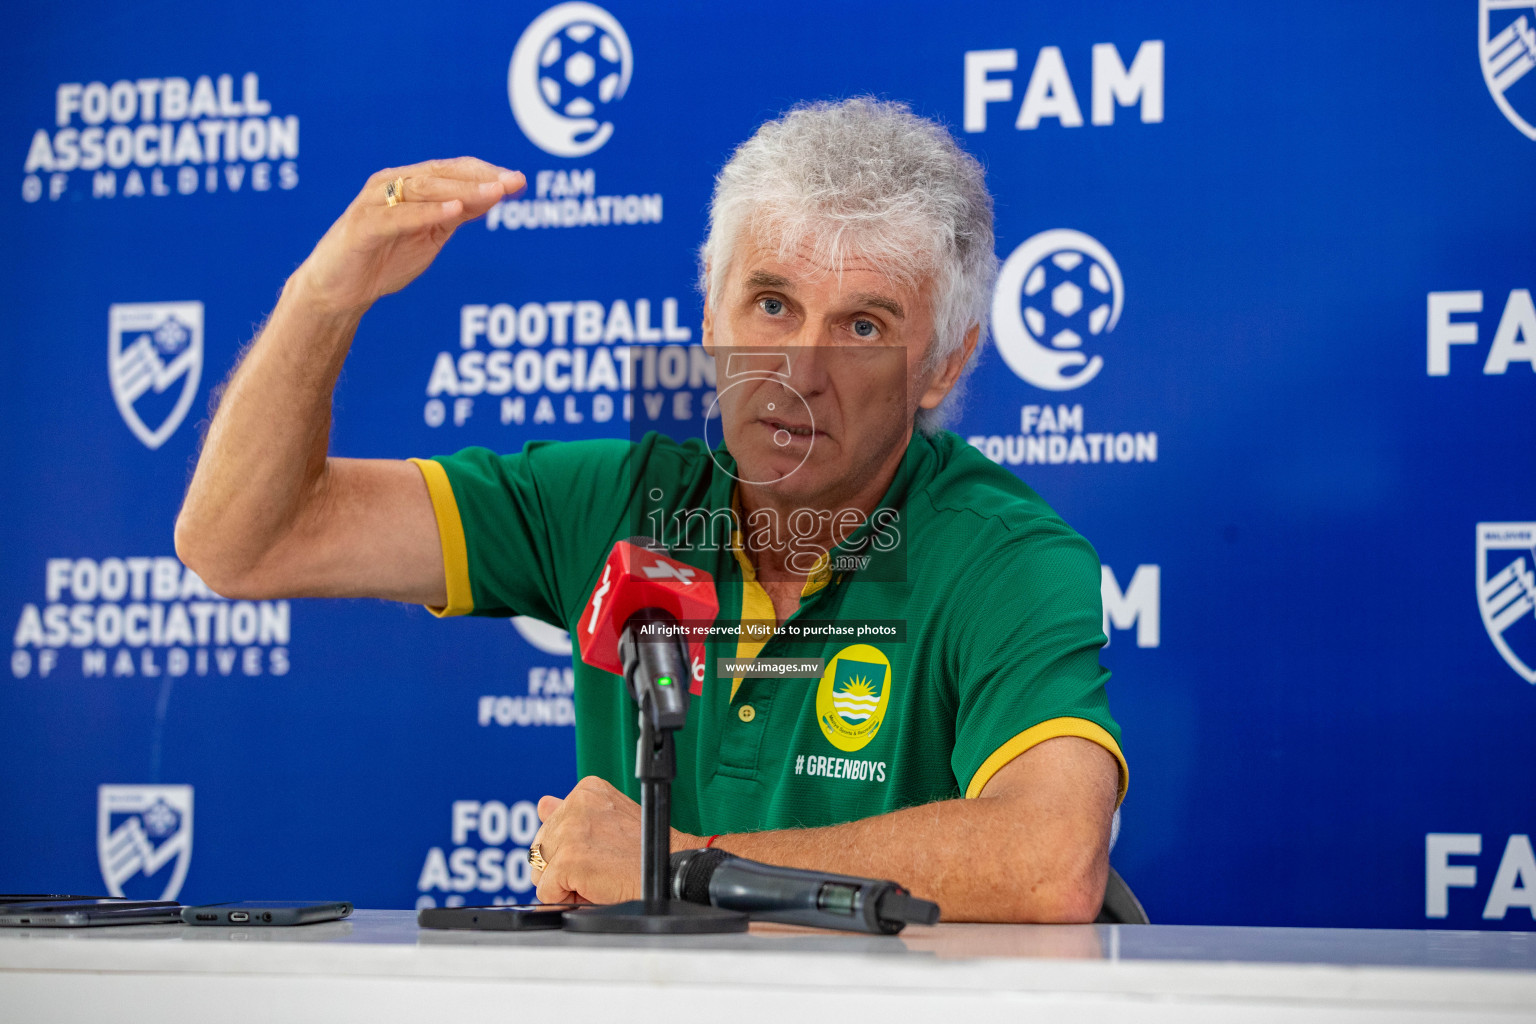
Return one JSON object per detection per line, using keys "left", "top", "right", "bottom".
{"left": 410, "top": 430, "right": 1125, "bottom": 837}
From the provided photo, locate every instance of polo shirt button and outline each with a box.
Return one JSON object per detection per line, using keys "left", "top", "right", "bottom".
{"left": 737, "top": 704, "right": 756, "bottom": 723}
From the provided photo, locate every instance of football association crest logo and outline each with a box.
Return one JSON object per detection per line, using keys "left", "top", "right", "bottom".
{"left": 1478, "top": 523, "right": 1536, "bottom": 683}
{"left": 1481, "top": 1, "right": 1536, "bottom": 140}
{"left": 509, "top": 2, "right": 634, "bottom": 157}
{"left": 97, "top": 784, "right": 193, "bottom": 901}
{"left": 992, "top": 229, "right": 1124, "bottom": 391}
{"left": 108, "top": 301, "right": 204, "bottom": 450}
{"left": 816, "top": 644, "right": 892, "bottom": 752}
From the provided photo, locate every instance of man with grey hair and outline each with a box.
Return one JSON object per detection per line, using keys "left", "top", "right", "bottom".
{"left": 177, "top": 98, "right": 1125, "bottom": 923}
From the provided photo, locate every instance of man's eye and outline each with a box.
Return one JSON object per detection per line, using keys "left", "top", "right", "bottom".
{"left": 761, "top": 298, "right": 785, "bottom": 316}
{"left": 852, "top": 319, "right": 878, "bottom": 338}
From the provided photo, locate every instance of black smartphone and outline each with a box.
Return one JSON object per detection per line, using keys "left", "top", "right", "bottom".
{"left": 417, "top": 903, "right": 581, "bottom": 931}
{"left": 0, "top": 894, "right": 109, "bottom": 904}
{"left": 0, "top": 899, "right": 182, "bottom": 927}
{"left": 181, "top": 901, "right": 353, "bottom": 925}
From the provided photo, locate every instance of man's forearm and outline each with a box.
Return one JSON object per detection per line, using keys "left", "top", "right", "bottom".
{"left": 678, "top": 795, "right": 1109, "bottom": 924}
{"left": 174, "top": 160, "right": 521, "bottom": 601}
{"left": 175, "top": 272, "right": 361, "bottom": 593}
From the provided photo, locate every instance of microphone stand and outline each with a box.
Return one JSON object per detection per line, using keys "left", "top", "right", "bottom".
{"left": 564, "top": 609, "right": 748, "bottom": 934}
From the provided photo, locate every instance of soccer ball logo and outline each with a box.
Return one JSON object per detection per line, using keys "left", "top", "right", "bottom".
{"left": 1021, "top": 249, "right": 1115, "bottom": 352}
{"left": 538, "top": 22, "right": 625, "bottom": 119}
{"left": 509, "top": 3, "right": 633, "bottom": 158}
{"left": 992, "top": 229, "right": 1124, "bottom": 391}
{"left": 512, "top": 615, "right": 573, "bottom": 656}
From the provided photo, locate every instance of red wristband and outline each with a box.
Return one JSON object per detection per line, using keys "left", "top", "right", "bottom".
{"left": 704, "top": 834, "right": 720, "bottom": 848}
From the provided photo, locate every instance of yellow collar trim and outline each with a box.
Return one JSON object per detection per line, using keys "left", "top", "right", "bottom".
{"left": 729, "top": 485, "right": 833, "bottom": 597}
{"left": 727, "top": 486, "right": 834, "bottom": 700}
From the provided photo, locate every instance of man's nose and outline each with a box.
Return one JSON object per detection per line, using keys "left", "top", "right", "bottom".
{"left": 776, "top": 321, "right": 840, "bottom": 396}
{"left": 780, "top": 341, "right": 832, "bottom": 400}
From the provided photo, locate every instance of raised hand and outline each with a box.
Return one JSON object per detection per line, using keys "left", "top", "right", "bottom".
{"left": 292, "top": 157, "right": 525, "bottom": 317}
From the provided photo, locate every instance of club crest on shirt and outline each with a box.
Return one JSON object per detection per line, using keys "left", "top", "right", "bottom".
{"left": 816, "top": 644, "right": 892, "bottom": 752}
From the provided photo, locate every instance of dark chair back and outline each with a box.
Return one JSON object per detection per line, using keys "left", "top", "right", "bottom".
{"left": 1095, "top": 866, "right": 1149, "bottom": 924}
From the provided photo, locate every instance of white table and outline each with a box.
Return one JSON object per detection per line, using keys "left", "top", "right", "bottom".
{"left": 2, "top": 911, "right": 1533, "bottom": 1022}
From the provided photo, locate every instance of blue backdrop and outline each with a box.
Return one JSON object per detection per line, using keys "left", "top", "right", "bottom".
{"left": 4, "top": 0, "right": 1534, "bottom": 929}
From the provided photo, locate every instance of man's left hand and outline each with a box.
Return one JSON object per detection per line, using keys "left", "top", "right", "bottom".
{"left": 530, "top": 775, "right": 700, "bottom": 905}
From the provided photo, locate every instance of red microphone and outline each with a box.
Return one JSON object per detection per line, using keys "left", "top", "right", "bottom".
{"left": 578, "top": 538, "right": 718, "bottom": 695}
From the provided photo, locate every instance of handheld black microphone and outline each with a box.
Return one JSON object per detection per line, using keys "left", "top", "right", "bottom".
{"left": 670, "top": 848, "right": 940, "bottom": 934}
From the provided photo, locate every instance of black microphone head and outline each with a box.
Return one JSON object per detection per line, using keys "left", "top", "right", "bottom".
{"left": 670, "top": 847, "right": 731, "bottom": 905}
{"left": 623, "top": 535, "right": 667, "bottom": 552}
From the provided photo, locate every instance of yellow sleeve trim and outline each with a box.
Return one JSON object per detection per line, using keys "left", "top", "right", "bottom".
{"left": 964, "top": 716, "right": 1129, "bottom": 806}
{"left": 408, "top": 458, "right": 473, "bottom": 618}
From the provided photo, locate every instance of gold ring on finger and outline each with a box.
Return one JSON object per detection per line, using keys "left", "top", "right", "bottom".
{"left": 529, "top": 844, "right": 547, "bottom": 872}
{"left": 384, "top": 176, "right": 405, "bottom": 207}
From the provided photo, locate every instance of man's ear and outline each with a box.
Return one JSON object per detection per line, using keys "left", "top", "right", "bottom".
{"left": 917, "top": 323, "right": 980, "bottom": 410}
